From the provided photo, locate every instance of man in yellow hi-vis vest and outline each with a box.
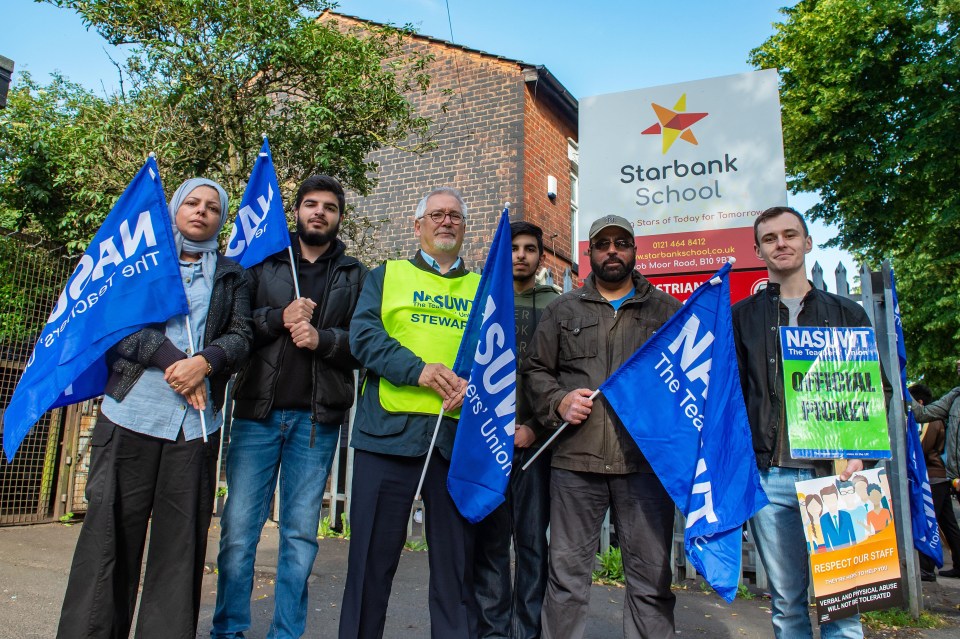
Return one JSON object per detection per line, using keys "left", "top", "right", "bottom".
{"left": 340, "top": 187, "right": 481, "bottom": 639}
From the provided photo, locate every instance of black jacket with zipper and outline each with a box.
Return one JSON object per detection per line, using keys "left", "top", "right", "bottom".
{"left": 231, "top": 235, "right": 367, "bottom": 425}
{"left": 105, "top": 253, "right": 253, "bottom": 410}
{"left": 732, "top": 282, "right": 874, "bottom": 470}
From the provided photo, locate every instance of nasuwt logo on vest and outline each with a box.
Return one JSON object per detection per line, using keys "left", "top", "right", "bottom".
{"left": 410, "top": 290, "right": 473, "bottom": 329}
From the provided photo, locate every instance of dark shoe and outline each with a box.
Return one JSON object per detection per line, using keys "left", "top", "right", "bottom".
{"left": 938, "top": 568, "right": 960, "bottom": 578}
{"left": 921, "top": 571, "right": 937, "bottom": 582}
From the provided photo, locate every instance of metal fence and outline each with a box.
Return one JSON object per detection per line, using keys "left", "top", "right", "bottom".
{"left": 0, "top": 230, "right": 76, "bottom": 525}
{"left": 0, "top": 246, "right": 922, "bottom": 614}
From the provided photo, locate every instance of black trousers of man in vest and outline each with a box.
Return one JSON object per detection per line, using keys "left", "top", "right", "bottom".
{"left": 338, "top": 450, "right": 477, "bottom": 639}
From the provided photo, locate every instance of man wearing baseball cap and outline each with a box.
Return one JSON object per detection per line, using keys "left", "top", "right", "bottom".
{"left": 524, "top": 214, "right": 682, "bottom": 638}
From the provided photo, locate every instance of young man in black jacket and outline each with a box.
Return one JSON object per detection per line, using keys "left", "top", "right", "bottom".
{"left": 733, "top": 206, "right": 867, "bottom": 639}
{"left": 211, "top": 175, "right": 366, "bottom": 639}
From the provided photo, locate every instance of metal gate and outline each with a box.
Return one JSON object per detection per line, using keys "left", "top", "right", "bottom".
{"left": 0, "top": 230, "right": 76, "bottom": 525}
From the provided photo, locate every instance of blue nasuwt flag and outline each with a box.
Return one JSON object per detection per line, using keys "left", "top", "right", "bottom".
{"left": 892, "top": 271, "right": 942, "bottom": 567}
{"left": 447, "top": 208, "right": 516, "bottom": 523}
{"left": 224, "top": 137, "right": 291, "bottom": 268}
{"left": 599, "top": 262, "right": 767, "bottom": 602}
{"left": 2, "top": 157, "right": 188, "bottom": 461}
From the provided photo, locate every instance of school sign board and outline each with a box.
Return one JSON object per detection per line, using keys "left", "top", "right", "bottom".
{"left": 579, "top": 69, "right": 786, "bottom": 301}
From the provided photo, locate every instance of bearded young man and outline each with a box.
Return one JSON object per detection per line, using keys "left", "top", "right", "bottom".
{"left": 211, "top": 175, "right": 367, "bottom": 639}
{"left": 524, "top": 215, "right": 682, "bottom": 639}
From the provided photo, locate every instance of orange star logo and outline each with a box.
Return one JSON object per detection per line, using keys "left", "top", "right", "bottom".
{"left": 641, "top": 94, "right": 709, "bottom": 154}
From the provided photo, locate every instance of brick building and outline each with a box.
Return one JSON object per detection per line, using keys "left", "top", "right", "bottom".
{"left": 324, "top": 13, "right": 580, "bottom": 283}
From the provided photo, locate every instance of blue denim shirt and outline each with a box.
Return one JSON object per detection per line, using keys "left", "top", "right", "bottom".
{"left": 101, "top": 260, "right": 222, "bottom": 441}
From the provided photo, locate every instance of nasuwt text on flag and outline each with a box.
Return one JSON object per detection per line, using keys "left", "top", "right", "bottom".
{"left": 2, "top": 157, "right": 188, "bottom": 461}
{"left": 599, "top": 262, "right": 768, "bottom": 602}
{"left": 447, "top": 208, "right": 517, "bottom": 524}
{"left": 224, "top": 137, "right": 291, "bottom": 269}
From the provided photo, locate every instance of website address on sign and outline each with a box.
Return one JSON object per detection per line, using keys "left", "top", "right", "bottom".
{"left": 636, "top": 245, "right": 736, "bottom": 260}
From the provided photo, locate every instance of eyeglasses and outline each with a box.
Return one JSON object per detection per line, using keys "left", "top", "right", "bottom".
{"left": 591, "top": 238, "right": 635, "bottom": 251}
{"left": 423, "top": 210, "right": 464, "bottom": 225}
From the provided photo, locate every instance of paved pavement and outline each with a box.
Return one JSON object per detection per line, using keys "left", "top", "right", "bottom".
{"left": 1, "top": 518, "right": 958, "bottom": 638}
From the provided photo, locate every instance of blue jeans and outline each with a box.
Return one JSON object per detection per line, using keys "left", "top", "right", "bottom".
{"left": 211, "top": 410, "right": 340, "bottom": 639}
{"left": 750, "top": 467, "right": 863, "bottom": 639}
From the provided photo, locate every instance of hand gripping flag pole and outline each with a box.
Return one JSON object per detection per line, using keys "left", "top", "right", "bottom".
{"left": 182, "top": 315, "right": 208, "bottom": 442}
{"left": 522, "top": 267, "right": 732, "bottom": 472}
{"left": 414, "top": 205, "right": 514, "bottom": 505}
{"left": 520, "top": 390, "right": 600, "bottom": 471}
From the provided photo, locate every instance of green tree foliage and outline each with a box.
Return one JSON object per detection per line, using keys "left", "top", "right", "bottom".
{"left": 0, "top": 73, "right": 179, "bottom": 244}
{"left": 0, "top": 0, "right": 436, "bottom": 258}
{"left": 750, "top": 0, "right": 960, "bottom": 390}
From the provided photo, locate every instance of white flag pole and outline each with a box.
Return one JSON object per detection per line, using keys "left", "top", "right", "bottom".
{"left": 415, "top": 410, "right": 446, "bottom": 501}
{"left": 287, "top": 245, "right": 302, "bottom": 299}
{"left": 521, "top": 389, "right": 600, "bottom": 471}
{"left": 183, "top": 316, "right": 208, "bottom": 442}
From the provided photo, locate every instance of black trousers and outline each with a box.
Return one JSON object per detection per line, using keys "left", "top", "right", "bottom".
{"left": 474, "top": 447, "right": 551, "bottom": 639}
{"left": 541, "top": 469, "right": 676, "bottom": 639}
{"left": 56, "top": 414, "right": 219, "bottom": 639}
{"left": 339, "top": 450, "right": 477, "bottom": 639}
{"left": 919, "top": 481, "right": 960, "bottom": 573}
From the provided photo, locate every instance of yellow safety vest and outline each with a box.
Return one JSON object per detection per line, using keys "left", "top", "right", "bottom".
{"left": 379, "top": 260, "right": 480, "bottom": 417}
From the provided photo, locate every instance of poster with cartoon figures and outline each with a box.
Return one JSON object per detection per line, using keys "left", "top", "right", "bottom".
{"left": 796, "top": 468, "right": 904, "bottom": 623}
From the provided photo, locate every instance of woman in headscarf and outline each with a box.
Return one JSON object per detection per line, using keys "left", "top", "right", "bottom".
{"left": 57, "top": 178, "right": 253, "bottom": 639}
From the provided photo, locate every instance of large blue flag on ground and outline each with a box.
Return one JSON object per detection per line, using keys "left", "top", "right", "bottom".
{"left": 224, "top": 138, "right": 290, "bottom": 268}
{"left": 3, "top": 157, "right": 188, "bottom": 461}
{"left": 599, "top": 262, "right": 768, "bottom": 602}
{"left": 448, "top": 208, "right": 516, "bottom": 523}
{"left": 892, "top": 271, "right": 943, "bottom": 567}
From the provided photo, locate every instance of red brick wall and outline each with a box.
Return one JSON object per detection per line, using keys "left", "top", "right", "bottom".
{"left": 324, "top": 14, "right": 578, "bottom": 283}
{"left": 327, "top": 16, "right": 523, "bottom": 270}
{"left": 522, "top": 85, "right": 579, "bottom": 286}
